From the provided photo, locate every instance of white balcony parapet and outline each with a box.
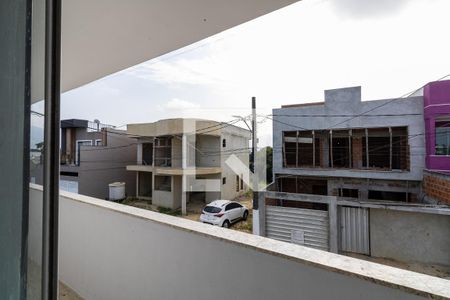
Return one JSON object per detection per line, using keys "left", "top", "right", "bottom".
{"left": 126, "top": 165, "right": 222, "bottom": 175}
{"left": 29, "top": 184, "right": 450, "bottom": 300}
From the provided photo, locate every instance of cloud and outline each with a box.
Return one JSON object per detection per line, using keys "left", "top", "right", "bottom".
{"left": 164, "top": 98, "right": 200, "bottom": 110}
{"left": 330, "top": 0, "right": 413, "bottom": 18}
{"left": 60, "top": 0, "right": 450, "bottom": 147}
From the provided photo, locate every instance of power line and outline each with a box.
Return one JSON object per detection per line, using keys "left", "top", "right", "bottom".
{"left": 261, "top": 115, "right": 309, "bottom": 131}
{"left": 31, "top": 112, "right": 252, "bottom": 156}
{"left": 327, "top": 73, "right": 450, "bottom": 130}
{"left": 262, "top": 73, "right": 450, "bottom": 132}
{"left": 269, "top": 113, "right": 422, "bottom": 118}
{"left": 277, "top": 121, "right": 450, "bottom": 166}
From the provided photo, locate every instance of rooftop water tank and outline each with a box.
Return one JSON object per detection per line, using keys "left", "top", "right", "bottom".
{"left": 109, "top": 182, "right": 125, "bottom": 201}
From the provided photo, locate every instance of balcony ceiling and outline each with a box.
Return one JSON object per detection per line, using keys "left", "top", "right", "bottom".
{"left": 32, "top": 0, "right": 299, "bottom": 103}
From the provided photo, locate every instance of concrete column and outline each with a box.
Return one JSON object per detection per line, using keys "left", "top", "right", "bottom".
{"left": 282, "top": 132, "right": 287, "bottom": 168}
{"left": 295, "top": 131, "right": 299, "bottom": 167}
{"left": 151, "top": 172, "right": 155, "bottom": 200}
{"left": 65, "top": 128, "right": 71, "bottom": 164}
{"left": 328, "top": 196, "right": 338, "bottom": 253}
{"left": 182, "top": 134, "right": 187, "bottom": 215}
{"left": 152, "top": 140, "right": 155, "bottom": 167}
{"left": 389, "top": 127, "right": 392, "bottom": 170}
{"left": 360, "top": 179, "right": 369, "bottom": 200}
{"left": 136, "top": 172, "right": 139, "bottom": 197}
{"left": 348, "top": 129, "right": 352, "bottom": 168}
{"left": 182, "top": 175, "right": 187, "bottom": 215}
{"left": 258, "top": 192, "right": 266, "bottom": 236}
{"left": 365, "top": 128, "right": 369, "bottom": 168}
{"left": 330, "top": 130, "right": 334, "bottom": 168}
{"left": 137, "top": 143, "right": 143, "bottom": 165}
{"left": 312, "top": 130, "right": 316, "bottom": 167}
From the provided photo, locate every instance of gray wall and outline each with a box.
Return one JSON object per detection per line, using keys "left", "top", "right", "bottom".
{"left": 327, "top": 177, "right": 421, "bottom": 200}
{"left": 196, "top": 135, "right": 220, "bottom": 167}
{"left": 273, "top": 87, "right": 425, "bottom": 182}
{"left": 171, "top": 137, "right": 182, "bottom": 168}
{"left": 79, "top": 129, "right": 137, "bottom": 199}
{"left": 28, "top": 186, "right": 440, "bottom": 300}
{"left": 0, "top": 0, "right": 30, "bottom": 297}
{"left": 370, "top": 209, "right": 450, "bottom": 266}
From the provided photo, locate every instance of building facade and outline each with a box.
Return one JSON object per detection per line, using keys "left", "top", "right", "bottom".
{"left": 32, "top": 119, "right": 137, "bottom": 199}
{"left": 256, "top": 84, "right": 450, "bottom": 265}
{"left": 272, "top": 86, "right": 424, "bottom": 201}
{"left": 422, "top": 80, "right": 450, "bottom": 204}
{"left": 424, "top": 80, "right": 450, "bottom": 172}
{"left": 126, "top": 118, "right": 251, "bottom": 213}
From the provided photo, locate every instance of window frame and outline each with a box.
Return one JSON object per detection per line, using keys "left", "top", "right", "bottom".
{"left": 435, "top": 117, "right": 450, "bottom": 156}
{"left": 75, "top": 139, "right": 93, "bottom": 165}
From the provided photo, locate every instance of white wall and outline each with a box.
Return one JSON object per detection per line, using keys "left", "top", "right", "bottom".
{"left": 171, "top": 137, "right": 182, "bottom": 168}
{"left": 221, "top": 132, "right": 250, "bottom": 200}
{"left": 28, "top": 185, "right": 450, "bottom": 300}
{"left": 195, "top": 135, "right": 220, "bottom": 167}
{"left": 152, "top": 190, "right": 173, "bottom": 208}
{"left": 370, "top": 209, "right": 450, "bottom": 266}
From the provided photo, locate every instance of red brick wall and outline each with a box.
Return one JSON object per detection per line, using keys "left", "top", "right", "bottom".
{"left": 352, "top": 137, "right": 363, "bottom": 169}
{"left": 423, "top": 171, "right": 450, "bottom": 204}
{"left": 319, "top": 139, "right": 325, "bottom": 167}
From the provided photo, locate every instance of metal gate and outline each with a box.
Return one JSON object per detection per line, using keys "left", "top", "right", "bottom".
{"left": 266, "top": 206, "right": 329, "bottom": 251}
{"left": 339, "top": 206, "right": 370, "bottom": 255}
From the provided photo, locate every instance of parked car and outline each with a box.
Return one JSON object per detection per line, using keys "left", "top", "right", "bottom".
{"left": 199, "top": 200, "right": 249, "bottom": 228}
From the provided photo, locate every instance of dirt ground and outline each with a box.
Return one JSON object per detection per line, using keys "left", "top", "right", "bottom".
{"left": 182, "top": 193, "right": 253, "bottom": 233}
{"left": 345, "top": 252, "right": 450, "bottom": 279}
{"left": 122, "top": 194, "right": 253, "bottom": 233}
{"left": 121, "top": 197, "right": 155, "bottom": 211}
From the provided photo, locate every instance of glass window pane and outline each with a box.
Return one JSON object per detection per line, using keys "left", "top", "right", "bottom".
{"left": 436, "top": 119, "right": 450, "bottom": 155}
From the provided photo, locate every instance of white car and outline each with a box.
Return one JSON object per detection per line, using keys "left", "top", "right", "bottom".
{"left": 199, "top": 200, "right": 249, "bottom": 228}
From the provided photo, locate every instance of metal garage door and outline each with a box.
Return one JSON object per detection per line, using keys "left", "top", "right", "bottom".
{"left": 339, "top": 206, "right": 370, "bottom": 255}
{"left": 266, "top": 206, "right": 329, "bottom": 251}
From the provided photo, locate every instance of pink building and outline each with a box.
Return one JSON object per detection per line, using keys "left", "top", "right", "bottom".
{"left": 424, "top": 80, "right": 450, "bottom": 172}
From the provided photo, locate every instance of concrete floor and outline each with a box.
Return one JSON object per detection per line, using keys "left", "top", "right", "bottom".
{"left": 60, "top": 282, "right": 84, "bottom": 300}
{"left": 28, "top": 260, "right": 83, "bottom": 300}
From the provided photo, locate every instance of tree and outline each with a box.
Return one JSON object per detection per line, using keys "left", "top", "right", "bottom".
{"left": 265, "top": 146, "right": 273, "bottom": 184}
{"left": 250, "top": 146, "right": 273, "bottom": 185}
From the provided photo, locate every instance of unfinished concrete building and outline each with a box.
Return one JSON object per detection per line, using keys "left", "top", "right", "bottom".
{"left": 126, "top": 118, "right": 251, "bottom": 214}
{"left": 273, "top": 86, "right": 424, "bottom": 201}
{"left": 256, "top": 86, "right": 450, "bottom": 266}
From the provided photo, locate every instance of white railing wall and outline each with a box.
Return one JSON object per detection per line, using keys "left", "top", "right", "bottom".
{"left": 28, "top": 184, "right": 450, "bottom": 300}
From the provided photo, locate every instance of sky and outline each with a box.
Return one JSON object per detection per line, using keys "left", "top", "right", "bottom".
{"left": 33, "top": 0, "right": 450, "bottom": 147}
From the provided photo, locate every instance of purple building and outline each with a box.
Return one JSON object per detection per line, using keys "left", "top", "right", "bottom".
{"left": 424, "top": 80, "right": 450, "bottom": 172}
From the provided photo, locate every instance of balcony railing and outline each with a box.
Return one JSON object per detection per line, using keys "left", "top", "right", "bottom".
{"left": 28, "top": 184, "right": 450, "bottom": 300}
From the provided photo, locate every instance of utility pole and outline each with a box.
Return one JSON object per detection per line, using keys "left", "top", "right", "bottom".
{"left": 234, "top": 98, "right": 260, "bottom": 234}
{"left": 251, "top": 97, "right": 258, "bottom": 209}
{"left": 251, "top": 97, "right": 263, "bottom": 236}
